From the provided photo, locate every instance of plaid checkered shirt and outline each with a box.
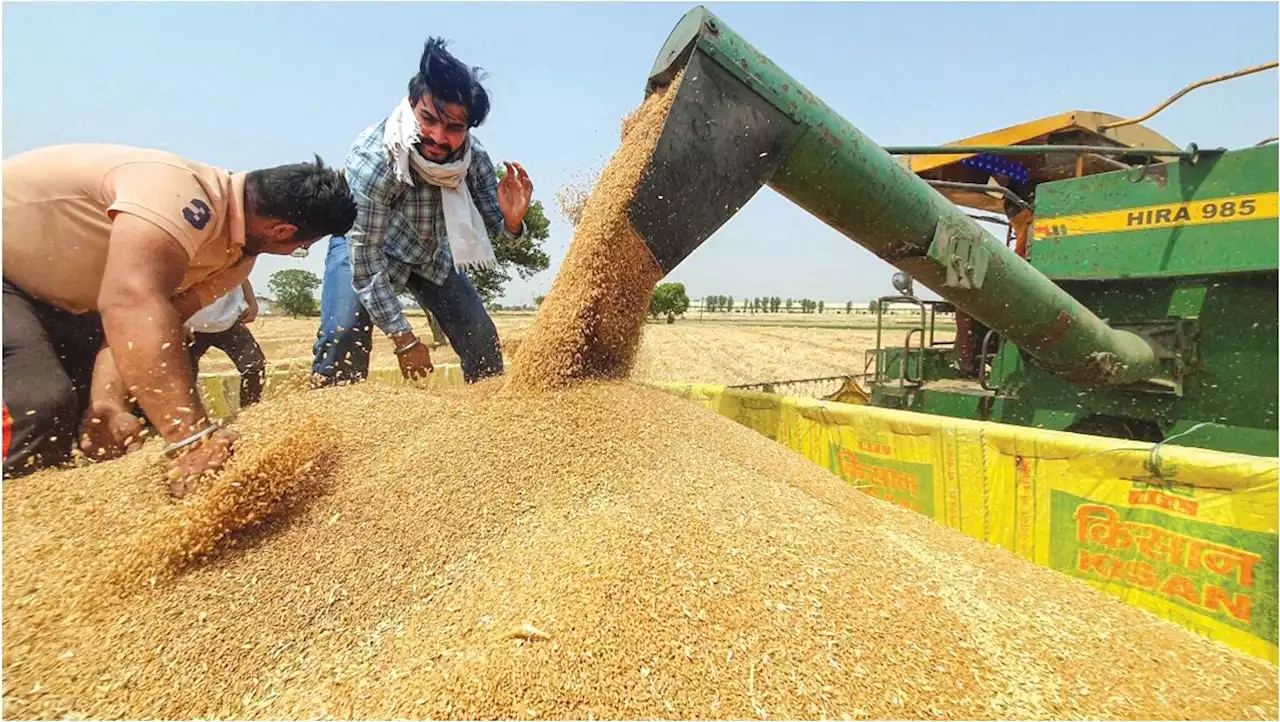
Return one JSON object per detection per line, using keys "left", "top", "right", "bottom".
{"left": 345, "top": 118, "right": 524, "bottom": 336}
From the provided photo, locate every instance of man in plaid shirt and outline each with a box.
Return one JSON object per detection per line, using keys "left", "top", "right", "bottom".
{"left": 311, "top": 38, "right": 532, "bottom": 385}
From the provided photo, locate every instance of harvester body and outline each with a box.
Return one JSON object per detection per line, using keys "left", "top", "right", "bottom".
{"left": 633, "top": 6, "right": 1278, "bottom": 457}
{"left": 875, "top": 145, "right": 1278, "bottom": 456}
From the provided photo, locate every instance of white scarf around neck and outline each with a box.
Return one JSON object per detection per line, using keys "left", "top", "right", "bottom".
{"left": 384, "top": 97, "right": 497, "bottom": 271}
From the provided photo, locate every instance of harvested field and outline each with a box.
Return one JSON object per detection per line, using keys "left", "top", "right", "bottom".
{"left": 633, "top": 324, "right": 878, "bottom": 385}
{"left": 197, "top": 314, "right": 891, "bottom": 387}
{"left": 3, "top": 381, "right": 1276, "bottom": 720}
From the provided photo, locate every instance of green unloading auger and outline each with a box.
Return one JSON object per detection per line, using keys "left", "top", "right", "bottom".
{"left": 627, "top": 6, "right": 1160, "bottom": 388}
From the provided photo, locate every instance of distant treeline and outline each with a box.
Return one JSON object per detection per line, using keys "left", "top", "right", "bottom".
{"left": 700, "top": 296, "right": 900, "bottom": 314}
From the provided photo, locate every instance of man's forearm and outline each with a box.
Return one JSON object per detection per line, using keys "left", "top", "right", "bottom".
{"left": 353, "top": 277, "right": 413, "bottom": 337}
{"left": 89, "top": 346, "right": 131, "bottom": 413}
{"left": 349, "top": 243, "right": 413, "bottom": 337}
{"left": 101, "top": 297, "right": 211, "bottom": 443}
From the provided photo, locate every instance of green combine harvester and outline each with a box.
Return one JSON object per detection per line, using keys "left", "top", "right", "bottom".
{"left": 627, "top": 5, "right": 1278, "bottom": 458}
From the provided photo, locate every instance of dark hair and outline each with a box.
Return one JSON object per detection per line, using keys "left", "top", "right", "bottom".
{"left": 245, "top": 155, "right": 356, "bottom": 239}
{"left": 408, "top": 37, "right": 490, "bottom": 128}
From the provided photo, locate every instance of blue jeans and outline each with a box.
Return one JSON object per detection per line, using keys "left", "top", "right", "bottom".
{"left": 311, "top": 235, "right": 504, "bottom": 384}
{"left": 312, "top": 236, "right": 373, "bottom": 385}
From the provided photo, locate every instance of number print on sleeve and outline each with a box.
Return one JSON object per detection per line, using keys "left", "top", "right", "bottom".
{"left": 183, "top": 199, "right": 213, "bottom": 230}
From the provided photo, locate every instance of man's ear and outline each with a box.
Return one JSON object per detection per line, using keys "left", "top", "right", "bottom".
{"left": 270, "top": 222, "right": 299, "bottom": 242}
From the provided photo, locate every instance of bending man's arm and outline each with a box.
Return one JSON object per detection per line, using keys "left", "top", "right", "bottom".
{"left": 78, "top": 345, "right": 145, "bottom": 461}
{"left": 240, "top": 279, "right": 258, "bottom": 324}
{"left": 347, "top": 152, "right": 412, "bottom": 337}
{"left": 97, "top": 212, "right": 213, "bottom": 442}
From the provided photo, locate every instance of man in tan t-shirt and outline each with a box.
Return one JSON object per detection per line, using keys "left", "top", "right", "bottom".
{"left": 2, "top": 144, "right": 356, "bottom": 495}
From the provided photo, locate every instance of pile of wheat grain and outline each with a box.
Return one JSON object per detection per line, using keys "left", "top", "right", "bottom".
{"left": 3, "top": 381, "right": 1275, "bottom": 720}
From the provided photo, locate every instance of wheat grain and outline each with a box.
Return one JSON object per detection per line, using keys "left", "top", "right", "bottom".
{"left": 2, "top": 382, "right": 1274, "bottom": 720}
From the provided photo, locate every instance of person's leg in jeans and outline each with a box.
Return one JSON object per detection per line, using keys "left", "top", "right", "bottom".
{"left": 311, "top": 235, "right": 373, "bottom": 385}
{"left": 2, "top": 281, "right": 103, "bottom": 477}
{"left": 208, "top": 323, "right": 267, "bottom": 407}
{"left": 405, "top": 267, "right": 503, "bottom": 383}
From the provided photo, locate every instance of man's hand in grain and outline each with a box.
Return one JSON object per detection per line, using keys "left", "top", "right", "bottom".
{"left": 166, "top": 428, "right": 239, "bottom": 499}
{"left": 393, "top": 332, "right": 434, "bottom": 381}
{"left": 78, "top": 401, "right": 145, "bottom": 461}
{"left": 498, "top": 161, "right": 533, "bottom": 234}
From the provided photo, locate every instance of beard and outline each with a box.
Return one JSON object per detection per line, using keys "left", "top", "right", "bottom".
{"left": 418, "top": 139, "right": 464, "bottom": 164}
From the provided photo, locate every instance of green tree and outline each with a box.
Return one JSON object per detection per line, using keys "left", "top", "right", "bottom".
{"left": 867, "top": 300, "right": 880, "bottom": 313}
{"left": 726, "top": 296, "right": 734, "bottom": 313}
{"left": 268, "top": 269, "right": 321, "bottom": 318}
{"left": 650, "top": 282, "right": 690, "bottom": 324}
{"left": 785, "top": 298, "right": 793, "bottom": 313}
{"left": 818, "top": 300, "right": 825, "bottom": 314}
{"left": 846, "top": 300, "right": 853, "bottom": 314}
{"left": 534, "top": 294, "right": 546, "bottom": 306}
{"left": 467, "top": 167, "right": 553, "bottom": 304}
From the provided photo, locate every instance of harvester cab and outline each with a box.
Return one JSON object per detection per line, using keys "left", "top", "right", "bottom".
{"left": 629, "top": 6, "right": 1278, "bottom": 456}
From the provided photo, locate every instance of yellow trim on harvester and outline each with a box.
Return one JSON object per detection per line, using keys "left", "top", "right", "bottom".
{"left": 1033, "top": 192, "right": 1279, "bottom": 239}
{"left": 907, "top": 112, "right": 1083, "bottom": 172}
{"left": 905, "top": 111, "right": 1180, "bottom": 174}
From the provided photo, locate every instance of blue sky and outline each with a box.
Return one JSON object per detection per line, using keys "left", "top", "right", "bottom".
{"left": 4, "top": 1, "right": 1277, "bottom": 305}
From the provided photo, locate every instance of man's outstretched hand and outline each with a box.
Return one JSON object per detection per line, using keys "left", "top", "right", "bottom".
{"left": 498, "top": 161, "right": 533, "bottom": 234}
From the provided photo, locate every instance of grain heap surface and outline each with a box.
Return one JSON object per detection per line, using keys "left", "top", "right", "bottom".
{"left": 505, "top": 78, "right": 679, "bottom": 392}
{"left": 3, "top": 381, "right": 1277, "bottom": 720}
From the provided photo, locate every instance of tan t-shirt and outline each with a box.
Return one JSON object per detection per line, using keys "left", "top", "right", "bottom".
{"left": 2, "top": 143, "right": 253, "bottom": 315}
